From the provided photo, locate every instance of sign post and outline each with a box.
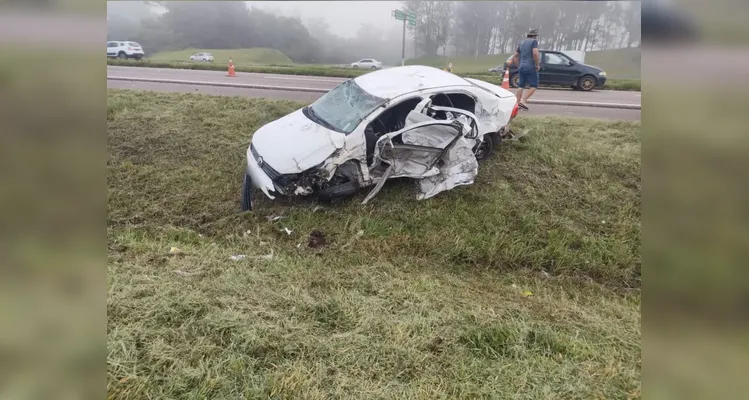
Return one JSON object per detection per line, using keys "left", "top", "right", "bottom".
{"left": 393, "top": 9, "right": 417, "bottom": 66}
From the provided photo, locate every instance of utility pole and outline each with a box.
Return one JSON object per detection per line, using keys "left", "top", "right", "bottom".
{"left": 414, "top": 27, "right": 417, "bottom": 58}
{"left": 401, "top": 17, "right": 406, "bottom": 66}
{"left": 392, "top": 9, "right": 417, "bottom": 67}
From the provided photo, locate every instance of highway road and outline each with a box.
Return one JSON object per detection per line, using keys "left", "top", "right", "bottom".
{"left": 107, "top": 66, "right": 641, "bottom": 121}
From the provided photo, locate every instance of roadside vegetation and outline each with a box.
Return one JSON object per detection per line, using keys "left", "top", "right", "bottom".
{"left": 107, "top": 57, "right": 641, "bottom": 91}
{"left": 148, "top": 47, "right": 295, "bottom": 66}
{"left": 108, "top": 90, "right": 641, "bottom": 399}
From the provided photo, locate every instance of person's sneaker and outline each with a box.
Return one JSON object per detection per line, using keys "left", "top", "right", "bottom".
{"left": 518, "top": 102, "right": 529, "bottom": 110}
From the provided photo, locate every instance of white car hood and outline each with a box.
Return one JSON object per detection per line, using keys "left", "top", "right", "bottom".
{"left": 250, "top": 108, "right": 346, "bottom": 175}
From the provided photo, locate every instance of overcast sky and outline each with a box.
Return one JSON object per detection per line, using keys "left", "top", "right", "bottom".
{"left": 245, "top": 1, "right": 400, "bottom": 38}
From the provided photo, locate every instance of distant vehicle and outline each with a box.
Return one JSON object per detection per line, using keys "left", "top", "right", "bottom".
{"left": 495, "top": 50, "right": 608, "bottom": 91}
{"left": 107, "top": 41, "right": 144, "bottom": 60}
{"left": 190, "top": 52, "right": 215, "bottom": 62}
{"left": 350, "top": 59, "right": 383, "bottom": 70}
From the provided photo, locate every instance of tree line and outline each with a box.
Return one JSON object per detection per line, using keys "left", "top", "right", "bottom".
{"left": 404, "top": 1, "right": 641, "bottom": 58}
{"left": 106, "top": 1, "right": 640, "bottom": 64}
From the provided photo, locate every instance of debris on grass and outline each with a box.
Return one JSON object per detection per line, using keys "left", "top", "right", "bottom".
{"left": 308, "top": 230, "right": 327, "bottom": 248}
{"left": 258, "top": 249, "right": 274, "bottom": 260}
{"left": 168, "top": 247, "right": 184, "bottom": 255}
{"left": 282, "top": 227, "right": 293, "bottom": 236}
{"left": 229, "top": 255, "right": 247, "bottom": 261}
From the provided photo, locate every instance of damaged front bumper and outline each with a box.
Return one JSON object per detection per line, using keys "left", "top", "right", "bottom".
{"left": 246, "top": 144, "right": 277, "bottom": 200}
{"left": 246, "top": 143, "right": 331, "bottom": 200}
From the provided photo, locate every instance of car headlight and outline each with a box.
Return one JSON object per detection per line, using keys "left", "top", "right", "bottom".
{"left": 598, "top": 71, "right": 607, "bottom": 76}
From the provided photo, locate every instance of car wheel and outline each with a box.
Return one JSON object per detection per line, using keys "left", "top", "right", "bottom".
{"left": 571, "top": 85, "right": 581, "bottom": 91}
{"left": 578, "top": 75, "right": 597, "bottom": 91}
{"left": 370, "top": 66, "right": 377, "bottom": 70}
{"left": 316, "top": 181, "right": 360, "bottom": 202}
{"left": 240, "top": 173, "right": 254, "bottom": 212}
{"left": 473, "top": 134, "right": 494, "bottom": 162}
{"left": 118, "top": 52, "right": 127, "bottom": 60}
{"left": 511, "top": 74, "right": 520, "bottom": 88}
{"left": 492, "top": 129, "right": 505, "bottom": 148}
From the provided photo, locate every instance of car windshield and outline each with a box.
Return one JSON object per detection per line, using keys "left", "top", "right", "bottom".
{"left": 308, "top": 79, "right": 386, "bottom": 134}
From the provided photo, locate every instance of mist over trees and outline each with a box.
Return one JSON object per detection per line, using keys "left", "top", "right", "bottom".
{"left": 106, "top": 1, "right": 640, "bottom": 64}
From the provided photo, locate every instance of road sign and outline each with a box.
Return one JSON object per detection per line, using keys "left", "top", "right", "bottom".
{"left": 393, "top": 9, "right": 417, "bottom": 66}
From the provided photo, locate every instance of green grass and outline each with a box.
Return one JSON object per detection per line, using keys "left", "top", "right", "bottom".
{"left": 149, "top": 47, "right": 295, "bottom": 66}
{"left": 107, "top": 90, "right": 641, "bottom": 399}
{"left": 106, "top": 58, "right": 640, "bottom": 91}
{"left": 407, "top": 48, "right": 641, "bottom": 79}
{"left": 107, "top": 58, "right": 364, "bottom": 78}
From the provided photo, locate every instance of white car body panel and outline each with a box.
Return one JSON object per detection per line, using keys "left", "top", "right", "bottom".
{"left": 245, "top": 65, "right": 518, "bottom": 203}
{"left": 250, "top": 109, "right": 346, "bottom": 175}
{"left": 355, "top": 65, "right": 470, "bottom": 99}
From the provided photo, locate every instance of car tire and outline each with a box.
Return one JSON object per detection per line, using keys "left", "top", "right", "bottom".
{"left": 316, "top": 181, "right": 360, "bottom": 202}
{"left": 510, "top": 74, "right": 520, "bottom": 88}
{"left": 352, "top": 65, "right": 358, "bottom": 69}
{"left": 492, "top": 129, "right": 504, "bottom": 149}
{"left": 578, "top": 75, "right": 597, "bottom": 91}
{"left": 370, "top": 66, "right": 377, "bottom": 70}
{"left": 473, "top": 134, "right": 494, "bottom": 162}
{"left": 118, "top": 52, "right": 127, "bottom": 59}
{"left": 240, "top": 173, "right": 254, "bottom": 212}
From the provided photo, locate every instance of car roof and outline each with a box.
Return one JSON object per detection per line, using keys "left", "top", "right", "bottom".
{"left": 354, "top": 65, "right": 471, "bottom": 99}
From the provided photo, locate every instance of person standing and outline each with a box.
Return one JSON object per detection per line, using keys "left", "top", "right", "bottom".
{"left": 509, "top": 29, "right": 540, "bottom": 110}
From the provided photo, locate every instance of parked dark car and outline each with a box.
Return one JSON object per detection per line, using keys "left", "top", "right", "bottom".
{"left": 493, "top": 50, "right": 608, "bottom": 91}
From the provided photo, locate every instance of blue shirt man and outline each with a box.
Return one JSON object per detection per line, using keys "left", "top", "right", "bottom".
{"left": 510, "top": 29, "right": 540, "bottom": 110}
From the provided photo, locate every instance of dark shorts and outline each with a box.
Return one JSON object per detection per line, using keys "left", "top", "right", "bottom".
{"left": 517, "top": 69, "right": 539, "bottom": 89}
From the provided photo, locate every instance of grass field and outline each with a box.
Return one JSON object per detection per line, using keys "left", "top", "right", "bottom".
{"left": 107, "top": 89, "right": 641, "bottom": 399}
{"left": 106, "top": 58, "right": 641, "bottom": 91}
{"left": 149, "top": 47, "right": 295, "bottom": 66}
{"left": 407, "top": 47, "right": 641, "bottom": 79}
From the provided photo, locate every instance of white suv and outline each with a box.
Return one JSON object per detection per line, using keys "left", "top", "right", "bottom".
{"left": 350, "top": 59, "right": 383, "bottom": 70}
{"left": 107, "top": 41, "right": 144, "bottom": 60}
{"left": 189, "top": 52, "right": 215, "bottom": 62}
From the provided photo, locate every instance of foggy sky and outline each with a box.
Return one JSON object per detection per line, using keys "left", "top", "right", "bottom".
{"left": 245, "top": 1, "right": 400, "bottom": 38}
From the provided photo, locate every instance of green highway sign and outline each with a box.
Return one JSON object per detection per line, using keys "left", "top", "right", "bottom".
{"left": 393, "top": 9, "right": 416, "bottom": 24}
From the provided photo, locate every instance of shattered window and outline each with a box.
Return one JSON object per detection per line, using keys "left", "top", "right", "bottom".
{"left": 309, "top": 80, "right": 386, "bottom": 135}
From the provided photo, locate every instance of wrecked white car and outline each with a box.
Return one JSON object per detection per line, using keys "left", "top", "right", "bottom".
{"left": 241, "top": 65, "right": 519, "bottom": 211}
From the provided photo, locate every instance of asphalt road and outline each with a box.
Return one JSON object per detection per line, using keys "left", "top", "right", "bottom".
{"left": 107, "top": 65, "right": 642, "bottom": 107}
{"left": 108, "top": 79, "right": 641, "bottom": 121}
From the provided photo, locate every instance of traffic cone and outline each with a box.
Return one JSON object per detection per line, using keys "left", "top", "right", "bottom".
{"left": 227, "top": 58, "right": 236, "bottom": 77}
{"left": 501, "top": 68, "right": 510, "bottom": 89}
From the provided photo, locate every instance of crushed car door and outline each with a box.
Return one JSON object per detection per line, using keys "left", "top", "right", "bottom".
{"left": 413, "top": 95, "right": 481, "bottom": 139}
{"left": 371, "top": 110, "right": 464, "bottom": 180}
{"left": 423, "top": 105, "right": 481, "bottom": 140}
{"left": 363, "top": 110, "right": 478, "bottom": 204}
